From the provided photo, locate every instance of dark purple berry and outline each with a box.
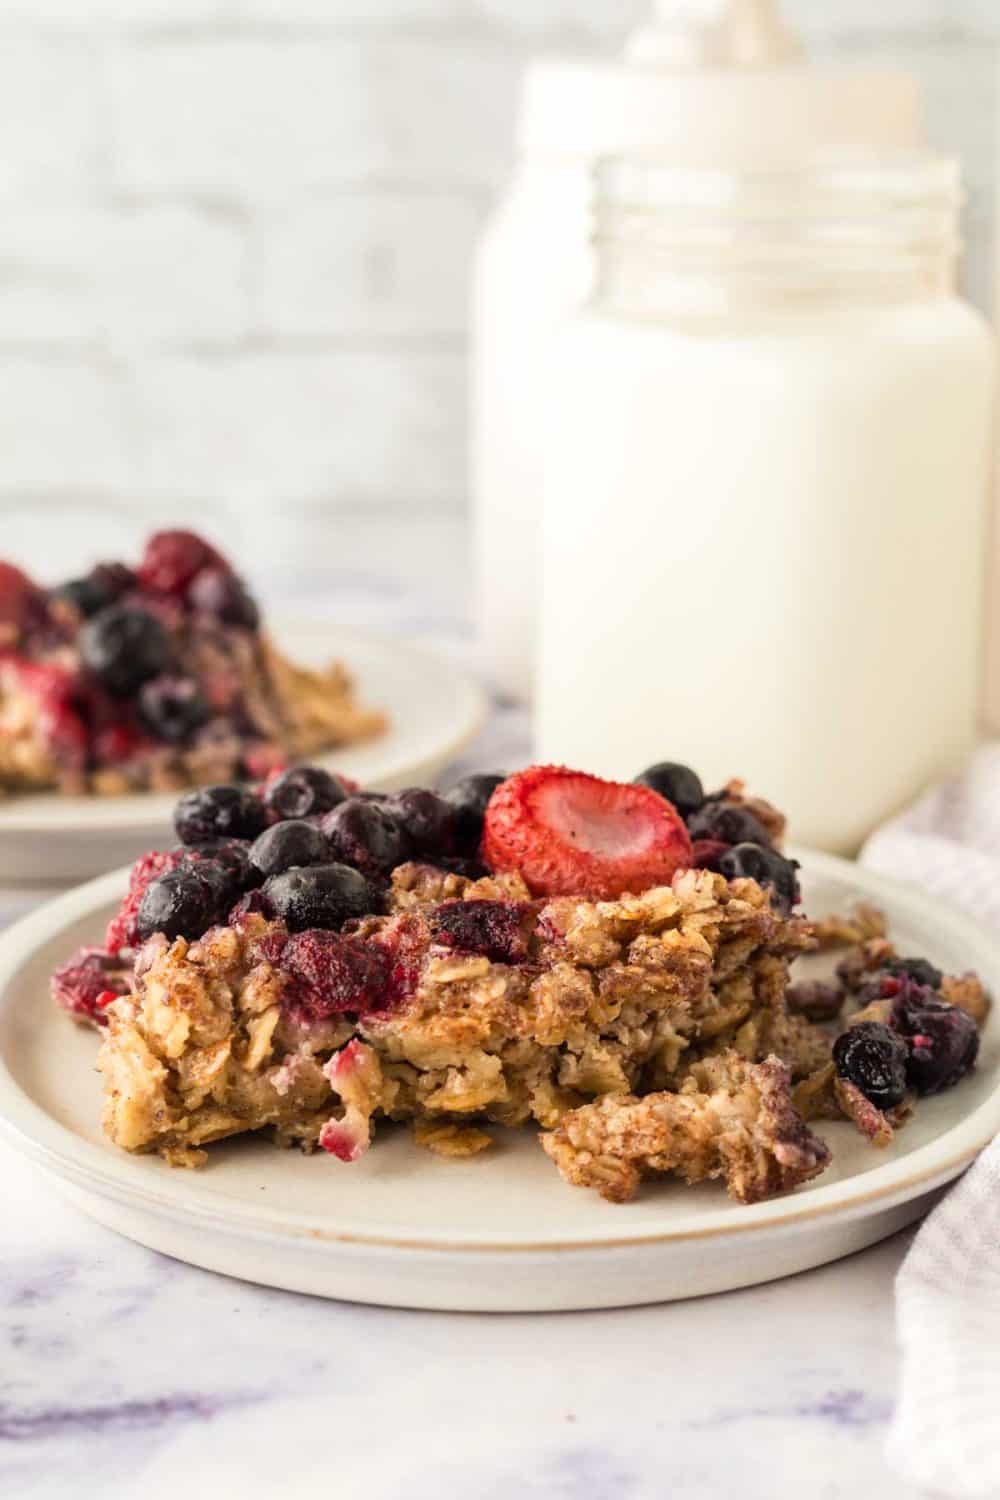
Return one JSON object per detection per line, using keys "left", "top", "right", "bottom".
{"left": 262, "top": 862, "right": 379, "bottom": 932}
{"left": 633, "top": 762, "right": 704, "bottom": 819}
{"left": 138, "top": 674, "right": 211, "bottom": 744}
{"left": 320, "top": 797, "right": 408, "bottom": 878}
{"left": 136, "top": 864, "right": 231, "bottom": 942}
{"left": 80, "top": 605, "right": 172, "bottom": 697}
{"left": 430, "top": 900, "right": 529, "bottom": 965}
{"left": 188, "top": 567, "right": 260, "bottom": 629}
{"left": 186, "top": 838, "right": 260, "bottom": 894}
{"left": 249, "top": 819, "right": 330, "bottom": 879}
{"left": 443, "top": 774, "right": 505, "bottom": 852}
{"left": 892, "top": 984, "right": 979, "bottom": 1095}
{"left": 687, "top": 800, "right": 773, "bottom": 848}
{"left": 264, "top": 765, "right": 348, "bottom": 820}
{"left": 53, "top": 562, "right": 133, "bottom": 619}
{"left": 882, "top": 956, "right": 944, "bottom": 991}
{"left": 174, "top": 783, "right": 268, "bottom": 844}
{"left": 833, "top": 1022, "right": 909, "bottom": 1111}
{"left": 716, "top": 842, "right": 800, "bottom": 913}
{"left": 387, "top": 788, "right": 456, "bottom": 856}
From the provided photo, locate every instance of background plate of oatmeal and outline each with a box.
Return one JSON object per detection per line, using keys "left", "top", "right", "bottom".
{"left": 0, "top": 852, "right": 998, "bottom": 1312}
{"left": 0, "top": 619, "right": 486, "bottom": 884}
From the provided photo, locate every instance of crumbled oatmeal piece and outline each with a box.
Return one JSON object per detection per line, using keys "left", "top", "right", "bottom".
{"left": 98, "top": 870, "right": 815, "bottom": 1171}
{"left": 540, "top": 1053, "right": 831, "bottom": 1204}
{"left": 941, "top": 972, "right": 991, "bottom": 1027}
{"left": 809, "top": 904, "right": 888, "bottom": 951}
{"left": 792, "top": 1060, "right": 912, "bottom": 1145}
{"left": 412, "top": 1120, "right": 493, "bottom": 1157}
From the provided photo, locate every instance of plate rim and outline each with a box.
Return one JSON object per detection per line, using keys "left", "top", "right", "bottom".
{"left": 0, "top": 850, "right": 998, "bottom": 1254}
{"left": 0, "top": 619, "right": 488, "bottom": 834}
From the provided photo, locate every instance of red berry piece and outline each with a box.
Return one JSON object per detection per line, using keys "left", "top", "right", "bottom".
{"left": 482, "top": 765, "right": 693, "bottom": 900}
{"left": 0, "top": 560, "right": 47, "bottom": 641}
{"left": 137, "top": 530, "right": 227, "bottom": 596}
{"left": 430, "top": 900, "right": 530, "bottom": 964}
{"left": 280, "top": 930, "right": 390, "bottom": 1022}
{"left": 11, "top": 660, "right": 88, "bottom": 769}
{"left": 51, "top": 946, "right": 127, "bottom": 1023}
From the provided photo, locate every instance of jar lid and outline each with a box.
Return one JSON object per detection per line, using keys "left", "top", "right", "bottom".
{"left": 517, "top": 59, "right": 921, "bottom": 162}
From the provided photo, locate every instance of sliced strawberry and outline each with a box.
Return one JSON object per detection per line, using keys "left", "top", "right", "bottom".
{"left": 482, "top": 765, "right": 693, "bottom": 900}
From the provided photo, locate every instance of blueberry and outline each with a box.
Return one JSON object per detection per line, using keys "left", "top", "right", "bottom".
{"left": 138, "top": 674, "right": 211, "bottom": 744}
{"left": 174, "top": 783, "right": 268, "bottom": 845}
{"left": 188, "top": 567, "right": 260, "bottom": 630}
{"left": 185, "top": 839, "right": 261, "bottom": 897}
{"left": 882, "top": 956, "right": 944, "bottom": 991}
{"left": 443, "top": 774, "right": 505, "bottom": 851}
{"left": 833, "top": 1022, "right": 909, "bottom": 1111}
{"left": 387, "top": 788, "right": 456, "bottom": 856}
{"left": 716, "top": 842, "right": 800, "bottom": 913}
{"left": 687, "top": 801, "right": 773, "bottom": 848}
{"left": 249, "top": 819, "right": 330, "bottom": 879}
{"left": 892, "top": 987, "right": 979, "bottom": 1095}
{"left": 136, "top": 865, "right": 230, "bottom": 942}
{"left": 320, "top": 797, "right": 408, "bottom": 878}
{"left": 79, "top": 605, "right": 172, "bottom": 698}
{"left": 264, "top": 765, "right": 349, "bottom": 821}
{"left": 53, "top": 562, "right": 134, "bottom": 619}
{"left": 263, "top": 862, "right": 379, "bottom": 932}
{"left": 634, "top": 762, "right": 704, "bottom": 819}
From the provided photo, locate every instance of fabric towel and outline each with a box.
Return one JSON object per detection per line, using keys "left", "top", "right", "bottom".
{"left": 859, "top": 743, "right": 1000, "bottom": 1498}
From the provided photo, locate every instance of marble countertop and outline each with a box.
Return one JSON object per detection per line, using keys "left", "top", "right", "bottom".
{"left": 0, "top": 553, "right": 933, "bottom": 1500}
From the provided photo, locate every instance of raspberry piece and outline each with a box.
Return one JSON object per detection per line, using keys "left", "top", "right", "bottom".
{"left": 137, "top": 530, "right": 227, "bottom": 596}
{"left": 51, "top": 946, "right": 127, "bottom": 1023}
{"left": 481, "top": 765, "right": 693, "bottom": 900}
{"left": 11, "top": 659, "right": 88, "bottom": 769}
{"left": 92, "top": 721, "right": 149, "bottom": 767}
{"left": 430, "top": 900, "right": 529, "bottom": 964}
{"left": 0, "top": 561, "right": 46, "bottom": 641}
{"left": 104, "top": 848, "right": 184, "bottom": 954}
{"left": 280, "top": 929, "right": 390, "bottom": 1021}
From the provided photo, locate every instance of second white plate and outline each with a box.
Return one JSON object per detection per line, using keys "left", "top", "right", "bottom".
{"left": 0, "top": 620, "right": 486, "bottom": 883}
{"left": 0, "top": 852, "right": 997, "bottom": 1310}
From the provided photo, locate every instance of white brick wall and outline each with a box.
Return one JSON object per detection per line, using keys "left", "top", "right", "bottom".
{"left": 0, "top": 0, "right": 995, "bottom": 581}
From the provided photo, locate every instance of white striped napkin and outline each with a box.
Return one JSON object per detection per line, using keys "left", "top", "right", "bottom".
{"left": 860, "top": 742, "right": 1000, "bottom": 1498}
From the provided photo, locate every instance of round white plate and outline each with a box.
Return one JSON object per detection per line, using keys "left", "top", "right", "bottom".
{"left": 0, "top": 620, "right": 486, "bottom": 883}
{"left": 0, "top": 851, "right": 997, "bottom": 1312}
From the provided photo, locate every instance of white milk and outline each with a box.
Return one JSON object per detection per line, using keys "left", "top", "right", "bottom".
{"left": 471, "top": 1, "right": 921, "bottom": 701}
{"left": 537, "top": 154, "right": 994, "bottom": 853}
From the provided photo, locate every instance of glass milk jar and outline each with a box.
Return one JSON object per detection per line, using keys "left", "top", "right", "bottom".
{"left": 537, "top": 152, "right": 995, "bottom": 853}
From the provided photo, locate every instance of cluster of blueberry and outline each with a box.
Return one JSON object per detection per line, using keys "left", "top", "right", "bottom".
{"left": 134, "top": 766, "right": 506, "bottom": 945}
{"left": 64, "top": 533, "right": 258, "bottom": 747}
{"left": 634, "top": 760, "right": 800, "bottom": 913}
{"left": 831, "top": 958, "right": 979, "bottom": 1107}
